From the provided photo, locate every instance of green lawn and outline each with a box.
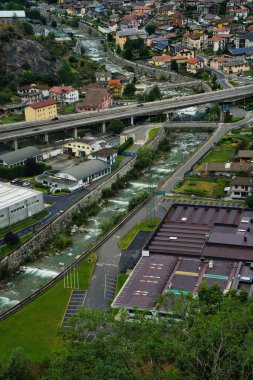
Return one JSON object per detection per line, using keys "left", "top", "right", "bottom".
{"left": 148, "top": 128, "right": 160, "bottom": 139}
{"left": 119, "top": 219, "right": 159, "bottom": 250}
{"left": 200, "top": 146, "right": 235, "bottom": 163}
{"left": 0, "top": 252, "right": 96, "bottom": 365}
{"left": 115, "top": 274, "right": 129, "bottom": 295}
{"left": 174, "top": 177, "right": 229, "bottom": 198}
{"left": 0, "top": 210, "right": 49, "bottom": 239}
{"left": 0, "top": 114, "right": 24, "bottom": 125}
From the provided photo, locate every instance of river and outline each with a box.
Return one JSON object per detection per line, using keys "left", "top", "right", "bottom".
{"left": 0, "top": 131, "right": 208, "bottom": 313}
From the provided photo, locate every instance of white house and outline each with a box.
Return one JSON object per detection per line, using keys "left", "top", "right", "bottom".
{"left": 49, "top": 85, "right": 79, "bottom": 104}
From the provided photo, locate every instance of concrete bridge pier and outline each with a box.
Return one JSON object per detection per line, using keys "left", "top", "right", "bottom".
{"left": 130, "top": 116, "right": 134, "bottom": 126}
{"left": 73, "top": 127, "right": 78, "bottom": 139}
{"left": 43, "top": 133, "right": 49, "bottom": 144}
{"left": 102, "top": 122, "right": 106, "bottom": 133}
{"left": 9, "top": 139, "right": 18, "bottom": 150}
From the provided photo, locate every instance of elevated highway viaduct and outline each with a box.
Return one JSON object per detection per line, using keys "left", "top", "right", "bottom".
{"left": 1, "top": 85, "right": 253, "bottom": 149}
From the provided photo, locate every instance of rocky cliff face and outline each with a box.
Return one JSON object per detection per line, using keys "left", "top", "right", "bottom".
{"left": 0, "top": 38, "right": 60, "bottom": 79}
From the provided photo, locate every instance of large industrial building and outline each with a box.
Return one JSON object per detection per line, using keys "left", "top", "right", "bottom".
{"left": 0, "top": 183, "right": 44, "bottom": 229}
{"left": 112, "top": 203, "right": 253, "bottom": 314}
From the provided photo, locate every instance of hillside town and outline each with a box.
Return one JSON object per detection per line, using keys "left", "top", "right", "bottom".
{"left": 1, "top": 0, "right": 253, "bottom": 379}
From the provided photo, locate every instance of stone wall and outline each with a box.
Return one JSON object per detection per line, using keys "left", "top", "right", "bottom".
{"left": 0, "top": 128, "right": 165, "bottom": 279}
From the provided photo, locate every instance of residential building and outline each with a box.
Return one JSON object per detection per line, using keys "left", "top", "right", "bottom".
{"left": 95, "top": 72, "right": 112, "bottom": 84}
{"left": 149, "top": 54, "right": 172, "bottom": 66}
{"left": 36, "top": 160, "right": 111, "bottom": 192}
{"left": 235, "top": 32, "right": 253, "bottom": 48}
{"left": 49, "top": 85, "right": 79, "bottom": 104}
{"left": 0, "top": 10, "right": 26, "bottom": 24}
{"left": 234, "top": 7, "right": 249, "bottom": 19}
{"left": 76, "top": 88, "right": 112, "bottom": 112}
{"left": 187, "top": 57, "right": 204, "bottom": 73}
{"left": 0, "top": 103, "right": 24, "bottom": 117}
{"left": 0, "top": 146, "right": 42, "bottom": 168}
{"left": 20, "top": 92, "right": 43, "bottom": 105}
{"left": 207, "top": 36, "right": 226, "bottom": 52}
{"left": 236, "top": 150, "right": 253, "bottom": 163}
{"left": 227, "top": 177, "right": 253, "bottom": 199}
{"left": 112, "top": 203, "right": 253, "bottom": 314}
{"left": 0, "top": 182, "right": 44, "bottom": 229}
{"left": 198, "top": 162, "right": 253, "bottom": 176}
{"left": 91, "top": 148, "right": 118, "bottom": 165}
{"left": 187, "top": 33, "right": 207, "bottom": 50}
{"left": 24, "top": 99, "right": 57, "bottom": 121}
{"left": 116, "top": 28, "right": 147, "bottom": 48}
{"left": 223, "top": 60, "right": 250, "bottom": 74}
{"left": 133, "top": 5, "right": 152, "bottom": 14}
{"left": 63, "top": 137, "right": 111, "bottom": 157}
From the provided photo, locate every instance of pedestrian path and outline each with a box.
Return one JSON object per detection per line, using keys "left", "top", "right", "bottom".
{"left": 62, "top": 290, "right": 86, "bottom": 328}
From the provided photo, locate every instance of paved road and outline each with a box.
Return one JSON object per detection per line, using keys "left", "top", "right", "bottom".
{"left": 196, "top": 54, "right": 232, "bottom": 90}
{"left": 84, "top": 112, "right": 253, "bottom": 309}
{"left": 1, "top": 85, "right": 253, "bottom": 141}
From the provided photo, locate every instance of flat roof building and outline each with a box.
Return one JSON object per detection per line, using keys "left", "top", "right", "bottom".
{"left": 112, "top": 203, "right": 253, "bottom": 313}
{"left": 0, "top": 182, "right": 44, "bottom": 229}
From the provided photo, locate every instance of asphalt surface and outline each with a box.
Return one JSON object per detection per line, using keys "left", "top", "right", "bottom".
{"left": 1, "top": 85, "right": 253, "bottom": 141}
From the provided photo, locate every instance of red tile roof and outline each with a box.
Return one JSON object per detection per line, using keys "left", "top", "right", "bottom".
{"left": 28, "top": 99, "right": 57, "bottom": 109}
{"left": 49, "top": 86, "right": 75, "bottom": 94}
{"left": 187, "top": 58, "right": 199, "bottom": 64}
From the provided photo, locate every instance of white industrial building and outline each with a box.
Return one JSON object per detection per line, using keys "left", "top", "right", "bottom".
{"left": 0, "top": 183, "right": 44, "bottom": 229}
{"left": 36, "top": 159, "right": 111, "bottom": 192}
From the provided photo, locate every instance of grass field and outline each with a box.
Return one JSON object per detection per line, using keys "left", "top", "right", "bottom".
{"left": 119, "top": 219, "right": 159, "bottom": 250}
{"left": 201, "top": 146, "right": 236, "bottom": 163}
{"left": 174, "top": 177, "right": 229, "bottom": 198}
{"left": 148, "top": 128, "right": 160, "bottom": 139}
{"left": 115, "top": 274, "right": 129, "bottom": 295}
{"left": 0, "top": 252, "right": 96, "bottom": 365}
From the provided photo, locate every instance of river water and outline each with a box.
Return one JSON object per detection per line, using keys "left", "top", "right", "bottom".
{"left": 0, "top": 131, "right": 208, "bottom": 313}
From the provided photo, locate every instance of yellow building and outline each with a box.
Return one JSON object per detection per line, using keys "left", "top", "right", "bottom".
{"left": 149, "top": 55, "right": 172, "bottom": 66}
{"left": 63, "top": 137, "right": 110, "bottom": 157}
{"left": 25, "top": 99, "right": 57, "bottom": 122}
{"left": 116, "top": 28, "right": 147, "bottom": 48}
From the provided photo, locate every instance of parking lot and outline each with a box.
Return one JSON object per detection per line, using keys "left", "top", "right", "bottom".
{"left": 104, "top": 274, "right": 117, "bottom": 301}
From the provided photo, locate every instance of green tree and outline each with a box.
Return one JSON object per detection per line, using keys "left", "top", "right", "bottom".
{"left": 135, "top": 146, "right": 153, "bottom": 170}
{"left": 4, "top": 232, "right": 20, "bottom": 247}
{"left": 145, "top": 23, "right": 155, "bottom": 35}
{"left": 148, "top": 85, "right": 161, "bottom": 101}
{"left": 123, "top": 47, "right": 133, "bottom": 60}
{"left": 245, "top": 195, "right": 253, "bottom": 208}
{"left": 171, "top": 59, "right": 178, "bottom": 72}
{"left": 123, "top": 82, "right": 136, "bottom": 97}
{"left": 116, "top": 44, "right": 121, "bottom": 55}
{"left": 21, "top": 22, "right": 34, "bottom": 36}
{"left": 108, "top": 120, "right": 125, "bottom": 134}
{"left": 139, "top": 45, "right": 149, "bottom": 58}
{"left": 6, "top": 348, "right": 33, "bottom": 380}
